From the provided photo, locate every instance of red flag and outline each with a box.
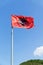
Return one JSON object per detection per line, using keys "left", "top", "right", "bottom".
{"left": 11, "top": 15, "right": 34, "bottom": 29}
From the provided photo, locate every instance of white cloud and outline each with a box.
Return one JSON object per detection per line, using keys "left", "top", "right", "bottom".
{"left": 33, "top": 46, "right": 43, "bottom": 57}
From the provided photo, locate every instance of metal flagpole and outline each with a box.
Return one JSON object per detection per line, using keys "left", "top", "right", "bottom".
{"left": 11, "top": 28, "right": 14, "bottom": 65}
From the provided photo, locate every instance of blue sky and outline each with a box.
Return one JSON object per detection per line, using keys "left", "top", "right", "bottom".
{"left": 0, "top": 0, "right": 43, "bottom": 65}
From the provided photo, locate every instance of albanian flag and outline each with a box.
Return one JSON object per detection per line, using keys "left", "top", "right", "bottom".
{"left": 11, "top": 15, "right": 34, "bottom": 29}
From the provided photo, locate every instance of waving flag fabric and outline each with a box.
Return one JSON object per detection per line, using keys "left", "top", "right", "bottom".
{"left": 11, "top": 15, "right": 34, "bottom": 29}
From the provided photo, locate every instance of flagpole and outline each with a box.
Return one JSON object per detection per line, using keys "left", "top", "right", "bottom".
{"left": 11, "top": 28, "right": 14, "bottom": 65}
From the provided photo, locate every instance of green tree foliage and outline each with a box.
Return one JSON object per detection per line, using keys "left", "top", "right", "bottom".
{"left": 20, "top": 59, "right": 43, "bottom": 65}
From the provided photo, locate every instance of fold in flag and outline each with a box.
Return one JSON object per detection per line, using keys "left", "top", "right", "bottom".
{"left": 11, "top": 15, "right": 34, "bottom": 29}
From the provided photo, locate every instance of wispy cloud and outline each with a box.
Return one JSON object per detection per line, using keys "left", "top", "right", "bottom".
{"left": 33, "top": 46, "right": 43, "bottom": 57}
{"left": 32, "top": 0, "right": 43, "bottom": 6}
